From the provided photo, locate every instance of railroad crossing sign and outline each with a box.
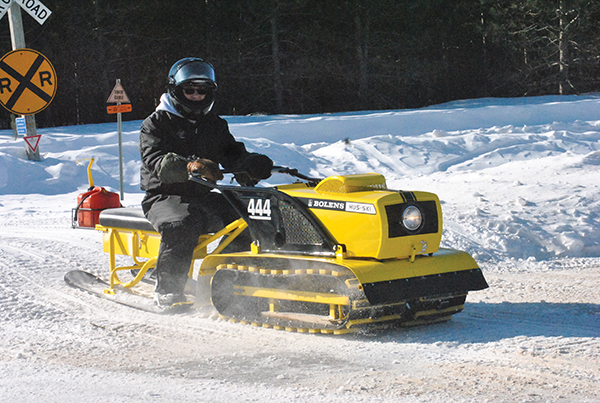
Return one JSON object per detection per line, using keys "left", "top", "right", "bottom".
{"left": 1, "top": 0, "right": 53, "bottom": 161}
{"left": 0, "top": 48, "right": 57, "bottom": 115}
{"left": 0, "top": 0, "right": 52, "bottom": 24}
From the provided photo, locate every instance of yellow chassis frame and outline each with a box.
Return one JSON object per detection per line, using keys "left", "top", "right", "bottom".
{"left": 95, "top": 218, "right": 248, "bottom": 295}
{"left": 93, "top": 215, "right": 360, "bottom": 332}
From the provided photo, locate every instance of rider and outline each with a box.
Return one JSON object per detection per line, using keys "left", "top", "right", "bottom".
{"left": 139, "top": 57, "right": 273, "bottom": 309}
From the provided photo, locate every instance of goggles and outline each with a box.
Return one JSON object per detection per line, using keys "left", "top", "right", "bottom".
{"left": 182, "top": 87, "right": 210, "bottom": 95}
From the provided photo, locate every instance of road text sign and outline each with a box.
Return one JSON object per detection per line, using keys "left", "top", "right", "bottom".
{"left": 0, "top": 48, "right": 57, "bottom": 115}
{"left": 0, "top": 0, "right": 52, "bottom": 24}
{"left": 0, "top": 0, "right": 11, "bottom": 20}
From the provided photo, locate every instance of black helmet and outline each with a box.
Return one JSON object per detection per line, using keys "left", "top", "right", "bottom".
{"left": 167, "top": 57, "right": 217, "bottom": 118}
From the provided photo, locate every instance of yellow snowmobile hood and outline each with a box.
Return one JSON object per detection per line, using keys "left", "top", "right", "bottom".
{"left": 278, "top": 173, "right": 443, "bottom": 260}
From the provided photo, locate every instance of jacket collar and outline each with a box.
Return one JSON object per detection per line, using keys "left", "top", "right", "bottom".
{"left": 156, "top": 93, "right": 184, "bottom": 118}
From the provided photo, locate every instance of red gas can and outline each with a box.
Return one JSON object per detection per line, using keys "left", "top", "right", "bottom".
{"left": 75, "top": 186, "right": 122, "bottom": 228}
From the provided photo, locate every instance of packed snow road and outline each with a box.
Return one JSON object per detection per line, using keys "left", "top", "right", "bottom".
{"left": 0, "top": 210, "right": 598, "bottom": 403}
{"left": 2, "top": 95, "right": 600, "bottom": 401}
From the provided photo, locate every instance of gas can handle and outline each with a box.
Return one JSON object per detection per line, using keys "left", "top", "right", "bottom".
{"left": 76, "top": 157, "right": 95, "bottom": 190}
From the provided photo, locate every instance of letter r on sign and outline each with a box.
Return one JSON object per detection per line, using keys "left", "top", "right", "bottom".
{"left": 39, "top": 71, "right": 52, "bottom": 86}
{"left": 0, "top": 78, "right": 11, "bottom": 94}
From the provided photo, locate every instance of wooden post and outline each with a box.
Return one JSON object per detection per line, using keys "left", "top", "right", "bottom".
{"left": 8, "top": 3, "right": 40, "bottom": 161}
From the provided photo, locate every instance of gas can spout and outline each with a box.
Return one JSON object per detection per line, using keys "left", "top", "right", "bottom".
{"left": 76, "top": 158, "right": 95, "bottom": 190}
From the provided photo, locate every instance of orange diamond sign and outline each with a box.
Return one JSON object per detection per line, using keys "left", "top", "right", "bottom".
{"left": 0, "top": 48, "right": 57, "bottom": 115}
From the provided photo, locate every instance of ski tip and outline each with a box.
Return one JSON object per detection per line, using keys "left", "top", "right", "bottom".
{"left": 64, "top": 270, "right": 106, "bottom": 288}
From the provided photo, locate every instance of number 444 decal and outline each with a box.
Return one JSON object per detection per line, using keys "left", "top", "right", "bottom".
{"left": 247, "top": 198, "right": 271, "bottom": 220}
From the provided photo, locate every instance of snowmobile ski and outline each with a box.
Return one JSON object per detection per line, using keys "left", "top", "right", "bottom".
{"left": 64, "top": 270, "right": 193, "bottom": 314}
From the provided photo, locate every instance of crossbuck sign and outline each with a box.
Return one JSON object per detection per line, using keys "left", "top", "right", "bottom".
{"left": 0, "top": 0, "right": 51, "bottom": 25}
{"left": 1, "top": 0, "right": 52, "bottom": 160}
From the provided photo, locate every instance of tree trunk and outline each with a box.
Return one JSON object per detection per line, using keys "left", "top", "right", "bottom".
{"left": 271, "top": 1, "right": 284, "bottom": 113}
{"left": 355, "top": 11, "right": 369, "bottom": 109}
{"left": 558, "top": 0, "right": 571, "bottom": 95}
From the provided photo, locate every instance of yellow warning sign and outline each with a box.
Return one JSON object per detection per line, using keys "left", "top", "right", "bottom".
{"left": 0, "top": 48, "right": 57, "bottom": 115}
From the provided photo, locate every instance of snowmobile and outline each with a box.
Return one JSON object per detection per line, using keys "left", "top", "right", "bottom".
{"left": 66, "top": 167, "right": 488, "bottom": 334}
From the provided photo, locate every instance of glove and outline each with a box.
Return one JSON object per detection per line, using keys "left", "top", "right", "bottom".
{"left": 240, "top": 153, "right": 273, "bottom": 180}
{"left": 187, "top": 158, "right": 224, "bottom": 182}
{"left": 158, "top": 152, "right": 189, "bottom": 183}
{"left": 234, "top": 173, "right": 258, "bottom": 187}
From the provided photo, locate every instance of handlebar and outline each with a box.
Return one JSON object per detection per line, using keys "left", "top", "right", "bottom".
{"left": 193, "top": 166, "right": 322, "bottom": 187}
{"left": 269, "top": 166, "right": 322, "bottom": 186}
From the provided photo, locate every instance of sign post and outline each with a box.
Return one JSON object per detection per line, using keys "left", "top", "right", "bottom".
{"left": 1, "top": 0, "right": 53, "bottom": 161}
{"left": 107, "top": 79, "right": 132, "bottom": 200}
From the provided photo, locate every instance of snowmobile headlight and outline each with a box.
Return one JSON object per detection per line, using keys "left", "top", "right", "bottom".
{"left": 402, "top": 206, "right": 422, "bottom": 231}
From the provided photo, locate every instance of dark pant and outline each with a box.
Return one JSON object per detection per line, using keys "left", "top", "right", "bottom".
{"left": 142, "top": 192, "right": 250, "bottom": 295}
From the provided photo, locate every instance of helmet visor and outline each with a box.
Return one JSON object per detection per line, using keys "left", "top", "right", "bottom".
{"left": 172, "top": 60, "right": 216, "bottom": 88}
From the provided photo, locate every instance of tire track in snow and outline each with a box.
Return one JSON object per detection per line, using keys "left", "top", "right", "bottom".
{"left": 0, "top": 234, "right": 107, "bottom": 324}
{"left": 0, "top": 242, "right": 48, "bottom": 262}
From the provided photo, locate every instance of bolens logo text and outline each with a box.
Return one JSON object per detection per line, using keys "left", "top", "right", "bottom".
{"left": 300, "top": 198, "right": 376, "bottom": 215}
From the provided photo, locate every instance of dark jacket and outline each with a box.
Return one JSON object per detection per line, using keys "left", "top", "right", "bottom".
{"left": 139, "top": 109, "right": 249, "bottom": 197}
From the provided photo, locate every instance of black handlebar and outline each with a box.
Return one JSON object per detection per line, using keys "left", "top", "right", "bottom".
{"left": 195, "top": 166, "right": 323, "bottom": 187}
{"left": 212, "top": 165, "right": 322, "bottom": 187}
{"left": 270, "top": 166, "right": 322, "bottom": 185}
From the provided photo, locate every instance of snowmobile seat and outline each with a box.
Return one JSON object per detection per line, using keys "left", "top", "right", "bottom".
{"left": 98, "top": 207, "right": 156, "bottom": 233}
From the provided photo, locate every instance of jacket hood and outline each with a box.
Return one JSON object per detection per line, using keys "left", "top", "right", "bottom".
{"left": 156, "top": 93, "right": 184, "bottom": 118}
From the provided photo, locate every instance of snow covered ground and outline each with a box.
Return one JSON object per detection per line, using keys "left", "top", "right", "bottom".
{"left": 0, "top": 94, "right": 599, "bottom": 402}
